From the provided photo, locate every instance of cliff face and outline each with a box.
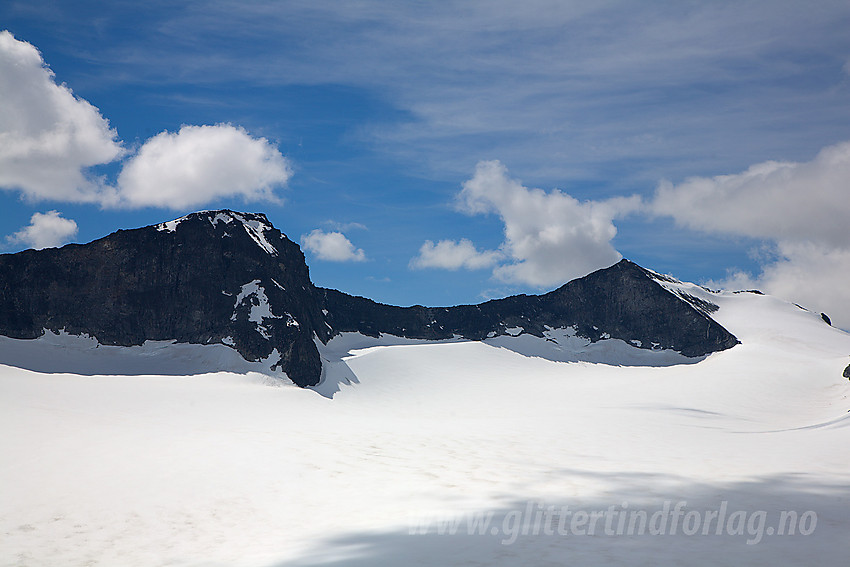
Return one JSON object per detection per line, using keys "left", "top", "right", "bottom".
{"left": 0, "top": 211, "right": 329, "bottom": 386}
{"left": 0, "top": 210, "right": 738, "bottom": 386}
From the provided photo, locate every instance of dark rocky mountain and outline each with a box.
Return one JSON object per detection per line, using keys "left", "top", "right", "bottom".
{"left": 321, "top": 260, "right": 737, "bottom": 358}
{"left": 0, "top": 210, "right": 739, "bottom": 387}
{"left": 0, "top": 211, "right": 328, "bottom": 386}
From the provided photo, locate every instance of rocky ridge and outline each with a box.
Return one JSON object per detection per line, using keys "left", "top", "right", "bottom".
{"left": 0, "top": 210, "right": 740, "bottom": 386}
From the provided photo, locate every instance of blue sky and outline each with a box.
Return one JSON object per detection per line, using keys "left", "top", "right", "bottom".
{"left": 2, "top": 1, "right": 850, "bottom": 326}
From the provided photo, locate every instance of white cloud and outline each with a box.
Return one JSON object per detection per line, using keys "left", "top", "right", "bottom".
{"left": 301, "top": 229, "right": 366, "bottom": 262}
{"left": 448, "top": 160, "right": 639, "bottom": 287}
{"left": 410, "top": 238, "right": 503, "bottom": 270}
{"left": 7, "top": 210, "right": 78, "bottom": 250}
{"left": 119, "top": 2, "right": 850, "bottom": 185}
{"left": 0, "top": 32, "right": 292, "bottom": 210}
{"left": 0, "top": 31, "right": 124, "bottom": 203}
{"left": 115, "top": 124, "right": 291, "bottom": 209}
{"left": 709, "top": 241, "right": 850, "bottom": 330}
{"left": 650, "top": 141, "right": 850, "bottom": 247}
{"left": 651, "top": 140, "right": 850, "bottom": 329}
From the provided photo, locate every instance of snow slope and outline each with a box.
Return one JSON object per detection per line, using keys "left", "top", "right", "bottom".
{"left": 1, "top": 288, "right": 849, "bottom": 566}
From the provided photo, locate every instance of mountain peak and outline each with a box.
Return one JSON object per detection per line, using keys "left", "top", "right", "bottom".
{"left": 155, "top": 209, "right": 281, "bottom": 255}
{"left": 155, "top": 209, "right": 272, "bottom": 230}
{"left": 0, "top": 211, "right": 739, "bottom": 387}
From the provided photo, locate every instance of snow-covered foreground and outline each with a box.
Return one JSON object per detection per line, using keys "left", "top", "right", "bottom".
{"left": 2, "top": 288, "right": 850, "bottom": 566}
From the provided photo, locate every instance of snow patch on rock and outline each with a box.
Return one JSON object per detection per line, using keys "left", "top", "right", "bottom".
{"left": 210, "top": 212, "right": 235, "bottom": 227}
{"left": 231, "top": 212, "right": 277, "bottom": 255}
{"left": 155, "top": 215, "right": 189, "bottom": 232}
{"left": 232, "top": 280, "right": 281, "bottom": 339}
{"left": 646, "top": 268, "right": 720, "bottom": 316}
{"left": 158, "top": 211, "right": 278, "bottom": 256}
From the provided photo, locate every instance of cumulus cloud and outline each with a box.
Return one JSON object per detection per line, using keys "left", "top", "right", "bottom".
{"left": 0, "top": 31, "right": 124, "bottom": 203}
{"left": 651, "top": 140, "right": 850, "bottom": 329}
{"left": 0, "top": 32, "right": 292, "bottom": 210}
{"left": 413, "top": 149, "right": 850, "bottom": 326}
{"left": 709, "top": 242, "right": 850, "bottom": 329}
{"left": 301, "top": 229, "right": 366, "bottom": 262}
{"left": 410, "top": 238, "right": 503, "bottom": 270}
{"left": 116, "top": 124, "right": 291, "bottom": 209}
{"left": 445, "top": 160, "right": 640, "bottom": 287}
{"left": 650, "top": 141, "right": 850, "bottom": 247}
{"left": 7, "top": 210, "right": 78, "bottom": 250}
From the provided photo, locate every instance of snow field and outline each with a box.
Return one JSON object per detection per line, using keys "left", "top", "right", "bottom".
{"left": 1, "top": 289, "right": 849, "bottom": 565}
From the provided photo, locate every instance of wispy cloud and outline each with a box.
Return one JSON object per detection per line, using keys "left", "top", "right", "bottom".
{"left": 321, "top": 220, "right": 368, "bottom": 232}
{"left": 59, "top": 1, "right": 850, "bottom": 185}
